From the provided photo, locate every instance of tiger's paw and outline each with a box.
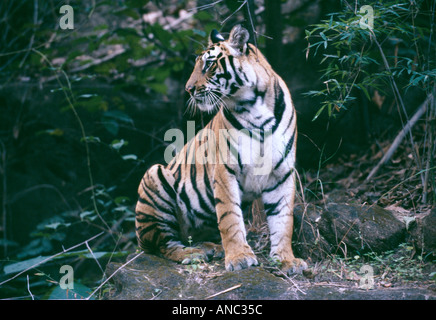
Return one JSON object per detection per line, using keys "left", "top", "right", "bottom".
{"left": 225, "top": 247, "right": 258, "bottom": 271}
{"left": 280, "top": 258, "right": 308, "bottom": 275}
{"left": 180, "top": 242, "right": 223, "bottom": 264}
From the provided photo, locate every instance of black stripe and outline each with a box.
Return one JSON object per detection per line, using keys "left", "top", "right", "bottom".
{"left": 216, "top": 57, "right": 231, "bottom": 82}
{"left": 223, "top": 108, "right": 243, "bottom": 130}
{"left": 140, "top": 180, "right": 174, "bottom": 215}
{"left": 274, "top": 126, "right": 296, "bottom": 170}
{"left": 223, "top": 162, "right": 236, "bottom": 176}
{"left": 218, "top": 210, "right": 240, "bottom": 224}
{"left": 173, "top": 165, "right": 182, "bottom": 192}
{"left": 179, "top": 185, "right": 197, "bottom": 226}
{"left": 190, "top": 164, "right": 215, "bottom": 215}
{"left": 263, "top": 169, "right": 293, "bottom": 193}
{"left": 271, "top": 81, "right": 285, "bottom": 133}
{"left": 229, "top": 83, "right": 239, "bottom": 95}
{"left": 227, "top": 55, "right": 243, "bottom": 86}
{"left": 157, "top": 166, "right": 176, "bottom": 200}
{"left": 202, "top": 166, "right": 215, "bottom": 205}
{"left": 260, "top": 116, "right": 275, "bottom": 128}
{"left": 179, "top": 184, "right": 215, "bottom": 224}
{"left": 143, "top": 177, "right": 174, "bottom": 209}
{"left": 282, "top": 108, "right": 295, "bottom": 132}
{"left": 263, "top": 197, "right": 284, "bottom": 216}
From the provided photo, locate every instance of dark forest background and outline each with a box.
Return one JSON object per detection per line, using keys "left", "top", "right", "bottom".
{"left": 0, "top": 0, "right": 435, "bottom": 299}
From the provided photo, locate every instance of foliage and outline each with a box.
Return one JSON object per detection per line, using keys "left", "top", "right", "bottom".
{"left": 304, "top": 0, "right": 436, "bottom": 204}
{"left": 305, "top": 0, "right": 435, "bottom": 119}
{"left": 0, "top": 0, "right": 222, "bottom": 299}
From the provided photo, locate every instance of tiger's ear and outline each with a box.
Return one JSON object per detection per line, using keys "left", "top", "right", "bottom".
{"left": 228, "top": 25, "right": 249, "bottom": 53}
{"left": 209, "top": 29, "right": 225, "bottom": 45}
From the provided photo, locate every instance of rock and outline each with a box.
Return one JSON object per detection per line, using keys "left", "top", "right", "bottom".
{"left": 318, "top": 203, "right": 407, "bottom": 254}
{"left": 292, "top": 204, "right": 333, "bottom": 261}
{"left": 105, "top": 253, "right": 301, "bottom": 300}
{"left": 104, "top": 252, "right": 436, "bottom": 300}
{"left": 408, "top": 208, "right": 436, "bottom": 255}
{"left": 293, "top": 203, "right": 407, "bottom": 259}
{"left": 105, "top": 253, "right": 187, "bottom": 300}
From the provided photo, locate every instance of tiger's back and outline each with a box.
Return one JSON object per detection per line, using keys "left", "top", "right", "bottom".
{"left": 135, "top": 25, "right": 307, "bottom": 274}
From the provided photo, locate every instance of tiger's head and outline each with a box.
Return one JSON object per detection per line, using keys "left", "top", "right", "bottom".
{"left": 185, "top": 25, "right": 267, "bottom": 114}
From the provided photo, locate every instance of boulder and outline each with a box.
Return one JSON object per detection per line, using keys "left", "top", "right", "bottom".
{"left": 292, "top": 204, "right": 333, "bottom": 261}
{"left": 408, "top": 208, "right": 436, "bottom": 255}
{"left": 318, "top": 203, "right": 407, "bottom": 254}
{"left": 293, "top": 203, "right": 407, "bottom": 259}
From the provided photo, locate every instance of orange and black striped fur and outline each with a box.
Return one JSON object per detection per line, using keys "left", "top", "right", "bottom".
{"left": 135, "top": 25, "right": 307, "bottom": 274}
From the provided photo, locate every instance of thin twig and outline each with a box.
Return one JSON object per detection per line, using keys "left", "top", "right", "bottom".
{"left": 86, "top": 251, "right": 143, "bottom": 300}
{"left": 245, "top": 0, "right": 258, "bottom": 53}
{"left": 205, "top": 283, "right": 242, "bottom": 299}
{"left": 27, "top": 275, "right": 34, "bottom": 300}
{"left": 41, "top": 46, "right": 126, "bottom": 83}
{"left": 221, "top": 0, "right": 246, "bottom": 25}
{"left": 86, "top": 241, "right": 105, "bottom": 275}
{"left": 275, "top": 268, "right": 307, "bottom": 295}
{"left": 188, "top": 0, "right": 225, "bottom": 12}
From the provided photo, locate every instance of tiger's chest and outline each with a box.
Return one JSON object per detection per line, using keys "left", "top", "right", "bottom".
{"left": 235, "top": 127, "right": 293, "bottom": 201}
{"left": 219, "top": 94, "right": 295, "bottom": 197}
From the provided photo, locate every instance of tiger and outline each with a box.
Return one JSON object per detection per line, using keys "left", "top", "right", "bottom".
{"left": 135, "top": 25, "right": 307, "bottom": 274}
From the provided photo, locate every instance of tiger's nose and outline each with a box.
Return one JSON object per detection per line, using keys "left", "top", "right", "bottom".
{"left": 186, "top": 85, "right": 195, "bottom": 95}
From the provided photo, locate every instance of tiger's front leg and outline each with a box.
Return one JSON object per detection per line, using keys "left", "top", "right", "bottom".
{"left": 214, "top": 167, "right": 258, "bottom": 271}
{"left": 262, "top": 171, "right": 307, "bottom": 275}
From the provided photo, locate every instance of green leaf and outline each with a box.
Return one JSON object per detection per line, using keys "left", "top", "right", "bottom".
{"left": 358, "top": 85, "right": 371, "bottom": 101}
{"left": 103, "top": 110, "right": 134, "bottom": 125}
{"left": 114, "top": 196, "right": 130, "bottom": 205}
{"left": 320, "top": 32, "right": 327, "bottom": 41}
{"left": 45, "top": 222, "right": 71, "bottom": 230}
{"left": 193, "top": 29, "right": 207, "bottom": 38}
{"left": 46, "top": 283, "right": 94, "bottom": 300}
{"left": 81, "top": 136, "right": 101, "bottom": 144}
{"left": 4, "top": 249, "right": 130, "bottom": 275}
{"left": 79, "top": 210, "right": 95, "bottom": 220}
{"left": 36, "top": 128, "right": 64, "bottom": 137}
{"left": 121, "top": 154, "right": 138, "bottom": 161}
{"left": 102, "top": 119, "right": 119, "bottom": 136}
{"left": 3, "top": 256, "right": 47, "bottom": 275}
{"left": 312, "top": 105, "right": 327, "bottom": 121}
{"left": 78, "top": 94, "right": 98, "bottom": 99}
{"left": 110, "top": 139, "right": 128, "bottom": 151}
